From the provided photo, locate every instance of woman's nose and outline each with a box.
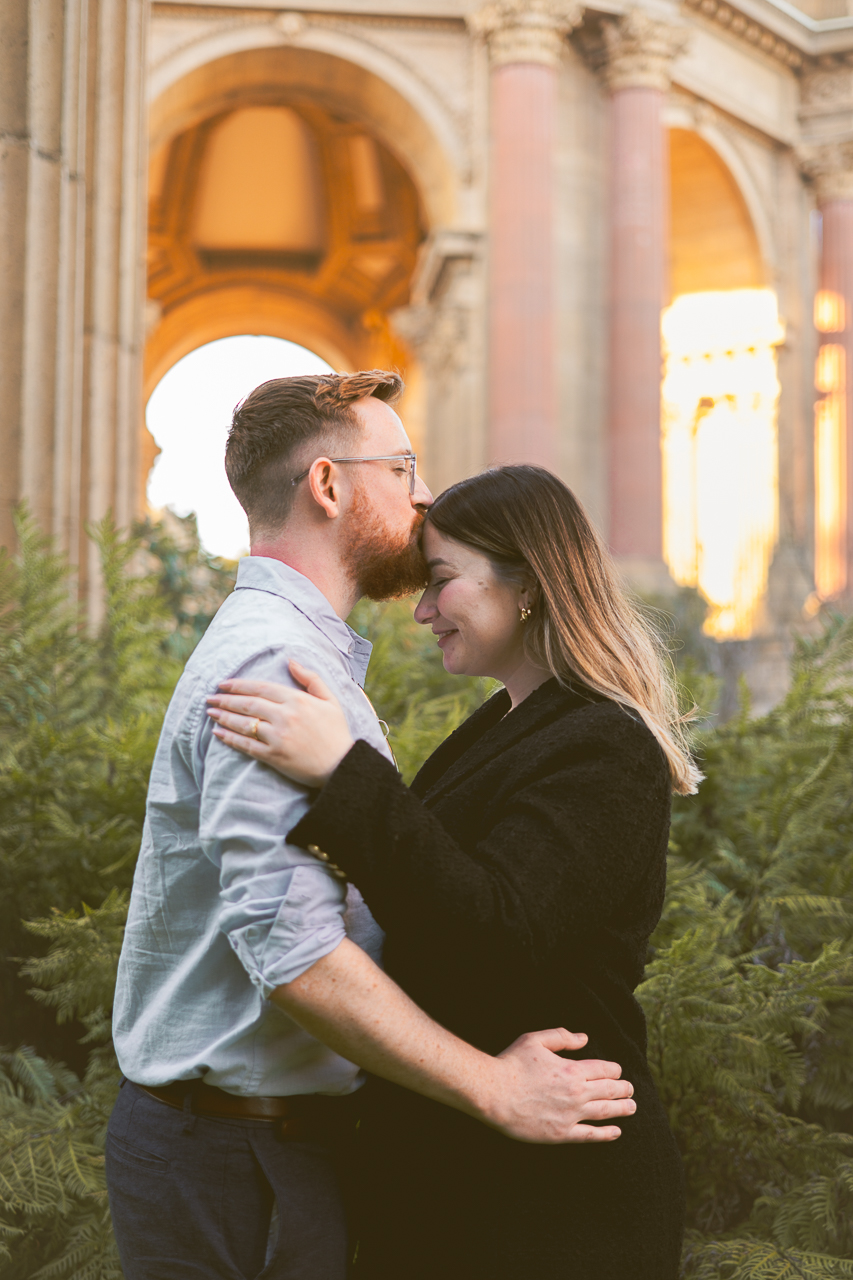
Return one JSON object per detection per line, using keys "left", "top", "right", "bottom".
{"left": 413, "top": 592, "right": 435, "bottom": 625}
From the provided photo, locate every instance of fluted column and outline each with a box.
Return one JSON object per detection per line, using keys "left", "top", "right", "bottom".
{"left": 0, "top": 0, "right": 148, "bottom": 616}
{"left": 800, "top": 142, "right": 853, "bottom": 601}
{"left": 603, "top": 10, "right": 686, "bottom": 589}
{"left": 470, "top": 0, "right": 582, "bottom": 469}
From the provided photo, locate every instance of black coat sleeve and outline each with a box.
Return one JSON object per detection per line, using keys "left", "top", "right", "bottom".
{"left": 288, "top": 707, "right": 670, "bottom": 967}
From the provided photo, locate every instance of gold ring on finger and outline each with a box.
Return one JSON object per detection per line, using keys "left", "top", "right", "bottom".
{"left": 249, "top": 718, "right": 260, "bottom": 740}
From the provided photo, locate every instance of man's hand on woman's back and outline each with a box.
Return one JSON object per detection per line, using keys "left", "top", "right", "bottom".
{"left": 485, "top": 1028, "right": 634, "bottom": 1143}
{"left": 274, "top": 940, "right": 634, "bottom": 1146}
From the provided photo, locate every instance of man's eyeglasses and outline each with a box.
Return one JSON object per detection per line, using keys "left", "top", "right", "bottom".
{"left": 290, "top": 453, "right": 418, "bottom": 495}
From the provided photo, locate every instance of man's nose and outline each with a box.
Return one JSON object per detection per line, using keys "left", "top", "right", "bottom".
{"left": 411, "top": 473, "right": 433, "bottom": 508}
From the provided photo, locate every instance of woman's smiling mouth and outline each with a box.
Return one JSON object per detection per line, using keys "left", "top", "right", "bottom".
{"left": 434, "top": 628, "right": 458, "bottom": 648}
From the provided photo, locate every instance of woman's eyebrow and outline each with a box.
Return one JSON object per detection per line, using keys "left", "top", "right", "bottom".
{"left": 427, "top": 558, "right": 454, "bottom": 570}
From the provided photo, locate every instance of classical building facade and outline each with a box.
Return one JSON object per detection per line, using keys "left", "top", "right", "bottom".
{"left": 2, "top": 0, "right": 853, "bottom": 673}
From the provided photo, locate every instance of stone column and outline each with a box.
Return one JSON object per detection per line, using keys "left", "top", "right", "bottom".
{"left": 0, "top": 0, "right": 148, "bottom": 616}
{"left": 602, "top": 9, "right": 686, "bottom": 591}
{"left": 799, "top": 141, "right": 853, "bottom": 601}
{"left": 470, "top": 0, "right": 582, "bottom": 470}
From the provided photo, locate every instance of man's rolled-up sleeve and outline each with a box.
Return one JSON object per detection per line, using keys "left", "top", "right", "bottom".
{"left": 197, "top": 650, "right": 348, "bottom": 996}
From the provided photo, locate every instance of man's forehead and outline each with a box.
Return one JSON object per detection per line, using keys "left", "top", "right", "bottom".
{"left": 353, "top": 395, "right": 412, "bottom": 452}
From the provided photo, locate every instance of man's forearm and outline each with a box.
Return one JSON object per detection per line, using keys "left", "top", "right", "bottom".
{"left": 271, "top": 937, "right": 499, "bottom": 1124}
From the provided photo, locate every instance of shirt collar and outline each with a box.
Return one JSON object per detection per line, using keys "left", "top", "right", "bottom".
{"left": 234, "top": 556, "right": 373, "bottom": 687}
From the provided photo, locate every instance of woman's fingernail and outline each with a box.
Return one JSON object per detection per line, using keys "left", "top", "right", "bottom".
{"left": 207, "top": 709, "right": 220, "bottom": 719}
{"left": 628, "top": 1101, "right": 637, "bottom": 1112}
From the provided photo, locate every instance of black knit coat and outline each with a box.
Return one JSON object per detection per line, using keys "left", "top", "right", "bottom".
{"left": 289, "top": 677, "right": 686, "bottom": 1280}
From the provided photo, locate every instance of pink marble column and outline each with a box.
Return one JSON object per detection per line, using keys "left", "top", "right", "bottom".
{"left": 471, "top": 0, "right": 581, "bottom": 469}
{"left": 489, "top": 62, "right": 557, "bottom": 467}
{"left": 603, "top": 11, "right": 686, "bottom": 588}
{"left": 820, "top": 197, "right": 853, "bottom": 594}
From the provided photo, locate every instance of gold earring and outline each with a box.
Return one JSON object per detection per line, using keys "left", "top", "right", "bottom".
{"left": 520, "top": 606, "right": 531, "bottom": 623}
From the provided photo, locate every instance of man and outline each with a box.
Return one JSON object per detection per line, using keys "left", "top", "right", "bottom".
{"left": 107, "top": 370, "right": 635, "bottom": 1279}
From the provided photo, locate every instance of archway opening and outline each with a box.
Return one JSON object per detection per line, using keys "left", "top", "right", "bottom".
{"left": 663, "top": 130, "right": 777, "bottom": 639}
{"left": 145, "top": 50, "right": 427, "bottom": 400}
{"left": 146, "top": 334, "right": 331, "bottom": 560}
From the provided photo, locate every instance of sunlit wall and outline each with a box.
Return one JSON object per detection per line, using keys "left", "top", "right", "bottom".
{"left": 661, "top": 289, "right": 784, "bottom": 638}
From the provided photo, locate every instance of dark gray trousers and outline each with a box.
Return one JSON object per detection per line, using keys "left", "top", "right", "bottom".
{"left": 106, "top": 1081, "right": 351, "bottom": 1280}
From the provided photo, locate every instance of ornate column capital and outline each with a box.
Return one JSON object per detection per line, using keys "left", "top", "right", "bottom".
{"left": 602, "top": 9, "right": 688, "bottom": 92}
{"left": 468, "top": 0, "right": 584, "bottom": 70}
{"left": 798, "top": 140, "right": 853, "bottom": 203}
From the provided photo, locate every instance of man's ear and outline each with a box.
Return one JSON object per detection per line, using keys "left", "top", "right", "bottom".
{"left": 306, "top": 459, "right": 341, "bottom": 520}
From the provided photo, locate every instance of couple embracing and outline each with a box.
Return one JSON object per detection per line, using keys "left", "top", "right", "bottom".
{"left": 107, "top": 370, "right": 697, "bottom": 1279}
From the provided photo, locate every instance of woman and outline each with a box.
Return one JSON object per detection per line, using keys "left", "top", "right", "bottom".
{"left": 206, "top": 465, "right": 699, "bottom": 1279}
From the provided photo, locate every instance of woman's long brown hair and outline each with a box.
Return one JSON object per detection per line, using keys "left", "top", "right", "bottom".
{"left": 426, "top": 465, "right": 702, "bottom": 795}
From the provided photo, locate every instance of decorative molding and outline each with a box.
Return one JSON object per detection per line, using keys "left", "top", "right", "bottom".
{"left": 409, "top": 229, "right": 482, "bottom": 304}
{"left": 681, "top": 0, "right": 803, "bottom": 69}
{"left": 392, "top": 231, "right": 482, "bottom": 369}
{"left": 273, "top": 10, "right": 305, "bottom": 38}
{"left": 392, "top": 301, "right": 470, "bottom": 370}
{"left": 468, "top": 0, "right": 583, "bottom": 70}
{"left": 602, "top": 9, "right": 689, "bottom": 92}
{"left": 798, "top": 138, "right": 853, "bottom": 200}
{"left": 305, "top": 12, "right": 471, "bottom": 146}
{"left": 151, "top": 1, "right": 464, "bottom": 28}
{"left": 800, "top": 55, "right": 853, "bottom": 117}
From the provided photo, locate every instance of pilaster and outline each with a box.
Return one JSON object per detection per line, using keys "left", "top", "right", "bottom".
{"left": 0, "top": 0, "right": 148, "bottom": 614}
{"left": 799, "top": 132, "right": 853, "bottom": 602}
{"left": 392, "top": 231, "right": 486, "bottom": 494}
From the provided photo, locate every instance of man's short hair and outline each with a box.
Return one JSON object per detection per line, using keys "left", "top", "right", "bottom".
{"left": 225, "top": 369, "right": 404, "bottom": 534}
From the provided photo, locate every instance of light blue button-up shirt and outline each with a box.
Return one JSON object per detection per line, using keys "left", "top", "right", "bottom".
{"left": 113, "top": 557, "right": 390, "bottom": 1097}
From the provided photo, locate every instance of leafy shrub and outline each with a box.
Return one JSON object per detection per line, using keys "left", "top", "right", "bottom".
{"left": 1, "top": 516, "right": 853, "bottom": 1278}
{"left": 638, "top": 620, "right": 853, "bottom": 1277}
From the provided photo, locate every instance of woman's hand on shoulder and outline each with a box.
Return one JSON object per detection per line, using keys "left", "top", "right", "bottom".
{"left": 206, "top": 661, "right": 355, "bottom": 789}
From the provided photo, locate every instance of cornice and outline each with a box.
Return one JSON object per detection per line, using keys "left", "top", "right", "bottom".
{"left": 680, "top": 0, "right": 804, "bottom": 68}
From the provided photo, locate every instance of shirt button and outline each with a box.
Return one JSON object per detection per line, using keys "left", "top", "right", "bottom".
{"left": 307, "top": 844, "right": 329, "bottom": 861}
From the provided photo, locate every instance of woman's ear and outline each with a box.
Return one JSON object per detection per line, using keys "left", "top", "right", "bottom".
{"left": 519, "top": 576, "right": 540, "bottom": 613}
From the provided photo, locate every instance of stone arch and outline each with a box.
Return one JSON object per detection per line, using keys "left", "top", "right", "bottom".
{"left": 668, "top": 126, "right": 767, "bottom": 298}
{"left": 144, "top": 287, "right": 357, "bottom": 402}
{"left": 148, "top": 36, "right": 461, "bottom": 229}
{"left": 142, "top": 39, "right": 448, "bottom": 487}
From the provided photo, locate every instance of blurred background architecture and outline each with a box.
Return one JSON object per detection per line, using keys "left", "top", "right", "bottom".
{"left": 3, "top": 0, "right": 853, "bottom": 702}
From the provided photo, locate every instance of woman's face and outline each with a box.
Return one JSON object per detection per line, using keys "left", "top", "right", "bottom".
{"left": 414, "top": 524, "right": 529, "bottom": 681}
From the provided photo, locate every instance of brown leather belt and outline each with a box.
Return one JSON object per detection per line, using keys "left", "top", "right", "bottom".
{"left": 133, "top": 1079, "right": 359, "bottom": 1140}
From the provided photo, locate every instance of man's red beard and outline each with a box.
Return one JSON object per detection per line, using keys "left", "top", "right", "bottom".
{"left": 345, "top": 484, "right": 430, "bottom": 601}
